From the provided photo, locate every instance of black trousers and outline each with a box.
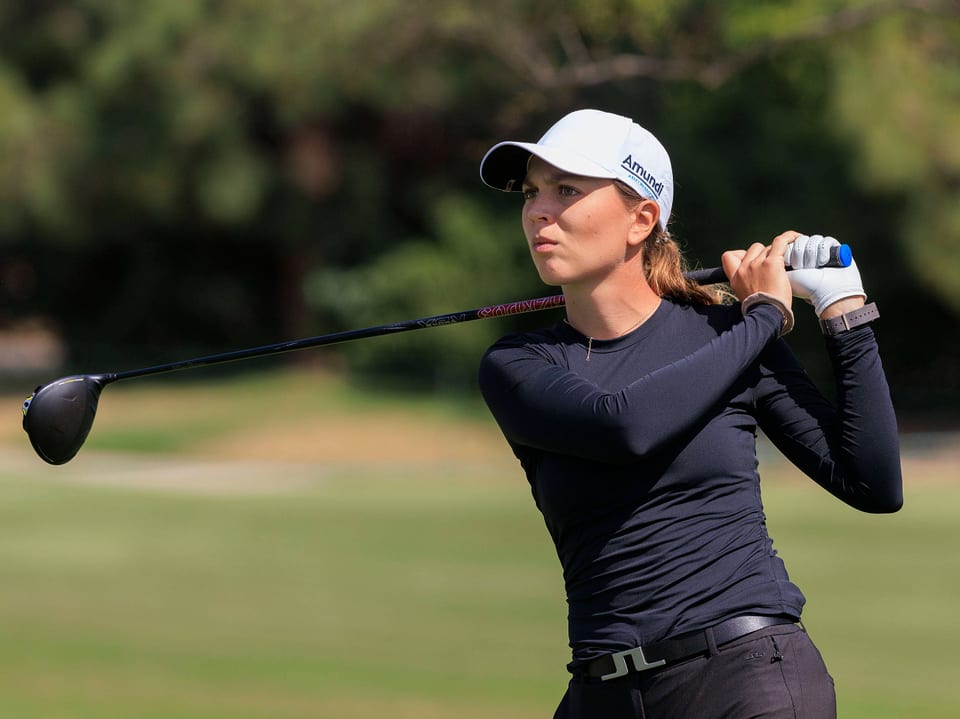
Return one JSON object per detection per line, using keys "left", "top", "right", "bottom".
{"left": 554, "top": 624, "right": 836, "bottom": 719}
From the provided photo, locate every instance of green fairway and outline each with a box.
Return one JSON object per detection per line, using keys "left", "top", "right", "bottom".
{"left": 2, "top": 371, "right": 958, "bottom": 717}
{"left": 0, "top": 466, "right": 567, "bottom": 718}
{"left": 762, "top": 481, "right": 960, "bottom": 718}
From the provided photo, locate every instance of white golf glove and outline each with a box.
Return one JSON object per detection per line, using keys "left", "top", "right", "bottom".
{"left": 784, "top": 235, "right": 866, "bottom": 317}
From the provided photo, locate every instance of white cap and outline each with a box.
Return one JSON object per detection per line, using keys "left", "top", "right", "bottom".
{"left": 480, "top": 109, "right": 673, "bottom": 230}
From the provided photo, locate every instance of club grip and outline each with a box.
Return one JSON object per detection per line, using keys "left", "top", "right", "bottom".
{"left": 785, "top": 243, "right": 852, "bottom": 270}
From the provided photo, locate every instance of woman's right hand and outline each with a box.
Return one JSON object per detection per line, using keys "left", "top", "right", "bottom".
{"left": 722, "top": 231, "right": 795, "bottom": 309}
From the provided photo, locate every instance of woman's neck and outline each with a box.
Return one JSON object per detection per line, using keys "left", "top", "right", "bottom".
{"left": 562, "top": 277, "right": 662, "bottom": 340}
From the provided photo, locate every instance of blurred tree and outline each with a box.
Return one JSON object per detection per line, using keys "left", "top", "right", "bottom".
{"left": 304, "top": 191, "right": 543, "bottom": 390}
{"left": 829, "top": 7, "right": 960, "bottom": 313}
{"left": 0, "top": 0, "right": 957, "bottom": 402}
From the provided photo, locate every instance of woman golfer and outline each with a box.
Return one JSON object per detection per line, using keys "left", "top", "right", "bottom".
{"left": 477, "top": 109, "right": 902, "bottom": 718}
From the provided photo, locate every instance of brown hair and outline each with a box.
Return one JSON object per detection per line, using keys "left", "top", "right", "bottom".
{"left": 615, "top": 182, "right": 728, "bottom": 306}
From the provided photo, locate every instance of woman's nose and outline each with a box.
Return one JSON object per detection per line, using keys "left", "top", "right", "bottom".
{"left": 525, "top": 196, "right": 553, "bottom": 224}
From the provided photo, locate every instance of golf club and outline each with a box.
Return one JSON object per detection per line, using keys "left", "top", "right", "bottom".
{"left": 21, "top": 246, "right": 850, "bottom": 466}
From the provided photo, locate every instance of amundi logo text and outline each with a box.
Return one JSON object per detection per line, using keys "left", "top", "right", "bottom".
{"left": 621, "top": 155, "right": 664, "bottom": 198}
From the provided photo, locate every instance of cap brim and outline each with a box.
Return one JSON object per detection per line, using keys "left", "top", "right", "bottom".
{"left": 480, "top": 141, "right": 616, "bottom": 192}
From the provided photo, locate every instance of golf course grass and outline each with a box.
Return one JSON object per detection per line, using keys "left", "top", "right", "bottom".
{"left": 2, "top": 369, "right": 958, "bottom": 717}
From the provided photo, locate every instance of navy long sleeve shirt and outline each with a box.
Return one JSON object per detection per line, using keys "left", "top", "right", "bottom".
{"left": 478, "top": 300, "right": 902, "bottom": 668}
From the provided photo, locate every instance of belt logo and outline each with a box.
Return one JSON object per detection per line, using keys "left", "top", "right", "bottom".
{"left": 601, "top": 646, "right": 666, "bottom": 681}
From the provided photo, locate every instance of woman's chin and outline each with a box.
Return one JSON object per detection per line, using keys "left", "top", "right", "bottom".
{"left": 532, "top": 260, "right": 569, "bottom": 287}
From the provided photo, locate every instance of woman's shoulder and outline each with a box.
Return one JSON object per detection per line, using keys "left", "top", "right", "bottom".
{"left": 486, "top": 324, "right": 566, "bottom": 349}
{"left": 482, "top": 323, "right": 569, "bottom": 362}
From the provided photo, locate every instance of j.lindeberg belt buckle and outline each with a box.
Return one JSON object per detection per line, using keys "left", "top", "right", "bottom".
{"left": 600, "top": 646, "right": 667, "bottom": 681}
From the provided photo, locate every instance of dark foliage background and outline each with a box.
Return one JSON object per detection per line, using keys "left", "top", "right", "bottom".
{"left": 2, "top": 0, "right": 958, "bottom": 418}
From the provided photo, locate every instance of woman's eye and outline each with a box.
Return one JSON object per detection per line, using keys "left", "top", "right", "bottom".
{"left": 521, "top": 184, "right": 579, "bottom": 200}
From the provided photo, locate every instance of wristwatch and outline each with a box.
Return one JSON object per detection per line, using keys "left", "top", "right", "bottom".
{"left": 819, "top": 302, "right": 879, "bottom": 336}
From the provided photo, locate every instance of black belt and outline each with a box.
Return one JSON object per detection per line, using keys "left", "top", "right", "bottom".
{"left": 580, "top": 615, "right": 797, "bottom": 681}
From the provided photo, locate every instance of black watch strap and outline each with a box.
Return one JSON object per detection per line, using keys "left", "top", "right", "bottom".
{"left": 819, "top": 302, "right": 879, "bottom": 336}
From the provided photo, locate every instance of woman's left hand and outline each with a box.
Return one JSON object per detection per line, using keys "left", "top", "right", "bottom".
{"left": 784, "top": 234, "right": 866, "bottom": 318}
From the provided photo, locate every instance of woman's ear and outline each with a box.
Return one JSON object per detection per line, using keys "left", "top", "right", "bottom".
{"left": 627, "top": 199, "right": 660, "bottom": 247}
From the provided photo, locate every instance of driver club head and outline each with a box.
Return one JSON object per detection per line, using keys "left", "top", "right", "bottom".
{"left": 22, "top": 375, "right": 107, "bottom": 465}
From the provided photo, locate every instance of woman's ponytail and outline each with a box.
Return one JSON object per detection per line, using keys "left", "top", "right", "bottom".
{"left": 615, "top": 181, "right": 729, "bottom": 306}
{"left": 643, "top": 227, "right": 728, "bottom": 306}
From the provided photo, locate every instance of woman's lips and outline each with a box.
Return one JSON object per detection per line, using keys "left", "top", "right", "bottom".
{"left": 532, "top": 237, "right": 558, "bottom": 253}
